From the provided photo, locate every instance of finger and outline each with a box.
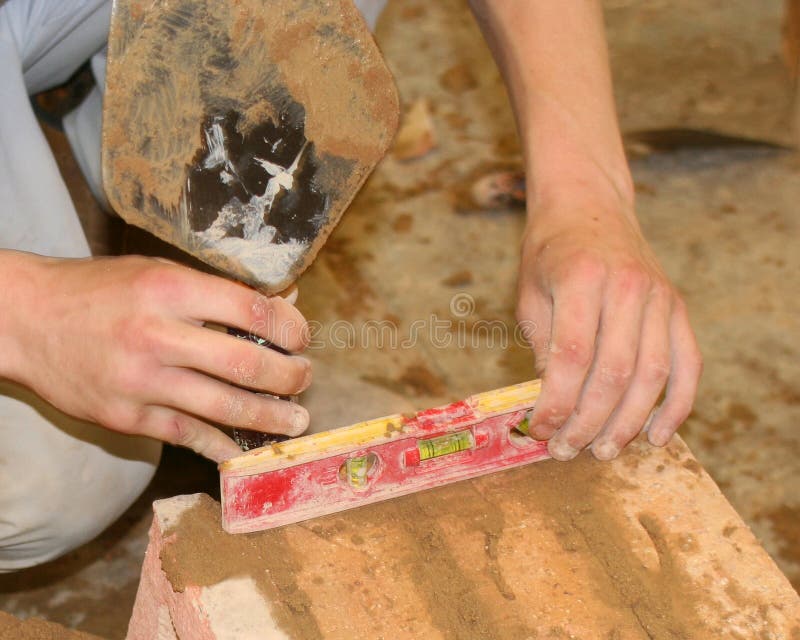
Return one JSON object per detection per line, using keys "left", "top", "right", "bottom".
{"left": 516, "top": 291, "right": 551, "bottom": 377}
{"left": 647, "top": 300, "right": 703, "bottom": 446}
{"left": 168, "top": 270, "right": 309, "bottom": 353}
{"left": 590, "top": 287, "right": 671, "bottom": 460}
{"left": 549, "top": 270, "right": 649, "bottom": 460}
{"left": 159, "top": 323, "right": 312, "bottom": 395}
{"left": 527, "top": 279, "right": 603, "bottom": 441}
{"left": 154, "top": 368, "right": 310, "bottom": 436}
{"left": 139, "top": 406, "right": 242, "bottom": 463}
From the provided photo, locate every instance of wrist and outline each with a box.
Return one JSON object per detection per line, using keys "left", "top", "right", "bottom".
{"left": 528, "top": 169, "right": 636, "bottom": 225}
{"left": 518, "top": 94, "right": 635, "bottom": 216}
{"left": 0, "top": 251, "right": 46, "bottom": 382}
{"left": 525, "top": 139, "right": 635, "bottom": 217}
{"left": 522, "top": 161, "right": 641, "bottom": 244}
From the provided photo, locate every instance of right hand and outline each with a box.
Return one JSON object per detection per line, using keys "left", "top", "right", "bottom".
{"left": 3, "top": 253, "right": 311, "bottom": 462}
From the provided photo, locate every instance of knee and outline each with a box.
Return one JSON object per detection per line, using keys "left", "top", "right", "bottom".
{"left": 0, "top": 439, "right": 161, "bottom": 572}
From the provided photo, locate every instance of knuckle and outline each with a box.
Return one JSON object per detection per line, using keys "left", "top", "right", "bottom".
{"left": 98, "top": 403, "right": 144, "bottom": 434}
{"left": 248, "top": 293, "right": 277, "bottom": 328}
{"left": 228, "top": 349, "right": 262, "bottom": 388}
{"left": 551, "top": 339, "right": 593, "bottom": 369}
{"left": 599, "top": 362, "right": 634, "bottom": 388}
{"left": 114, "top": 315, "right": 166, "bottom": 356}
{"left": 643, "top": 357, "right": 671, "bottom": 384}
{"left": 168, "top": 414, "right": 197, "bottom": 448}
{"left": 649, "top": 280, "right": 672, "bottom": 304}
{"left": 614, "top": 265, "right": 651, "bottom": 295}
{"left": 215, "top": 391, "right": 252, "bottom": 427}
{"left": 131, "top": 264, "right": 185, "bottom": 304}
{"left": 536, "top": 401, "right": 572, "bottom": 428}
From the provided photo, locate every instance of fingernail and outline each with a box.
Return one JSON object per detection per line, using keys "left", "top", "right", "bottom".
{"left": 643, "top": 407, "right": 658, "bottom": 432}
{"left": 295, "top": 356, "right": 313, "bottom": 391}
{"left": 281, "top": 285, "right": 299, "bottom": 305}
{"left": 648, "top": 428, "right": 669, "bottom": 447}
{"left": 289, "top": 405, "right": 310, "bottom": 436}
{"left": 216, "top": 440, "right": 244, "bottom": 464}
{"left": 591, "top": 440, "right": 619, "bottom": 461}
{"left": 548, "top": 436, "right": 579, "bottom": 461}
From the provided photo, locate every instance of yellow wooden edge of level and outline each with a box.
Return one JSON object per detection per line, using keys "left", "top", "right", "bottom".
{"left": 220, "top": 379, "right": 542, "bottom": 474}
{"left": 472, "top": 379, "right": 541, "bottom": 414}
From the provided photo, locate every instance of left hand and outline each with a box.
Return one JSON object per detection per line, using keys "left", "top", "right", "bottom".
{"left": 516, "top": 193, "right": 703, "bottom": 461}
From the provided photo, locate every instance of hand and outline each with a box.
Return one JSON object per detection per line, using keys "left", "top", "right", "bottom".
{"left": 4, "top": 254, "right": 311, "bottom": 462}
{"left": 516, "top": 195, "right": 702, "bottom": 461}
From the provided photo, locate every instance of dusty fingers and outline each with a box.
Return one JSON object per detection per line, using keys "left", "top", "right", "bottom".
{"left": 520, "top": 256, "right": 700, "bottom": 460}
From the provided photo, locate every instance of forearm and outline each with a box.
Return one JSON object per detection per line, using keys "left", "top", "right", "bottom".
{"left": 469, "top": 0, "right": 634, "bottom": 212}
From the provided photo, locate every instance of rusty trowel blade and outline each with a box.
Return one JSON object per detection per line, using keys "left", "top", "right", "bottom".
{"left": 102, "top": 0, "right": 399, "bottom": 293}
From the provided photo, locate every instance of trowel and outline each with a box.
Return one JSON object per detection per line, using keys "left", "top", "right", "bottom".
{"left": 102, "top": 0, "right": 399, "bottom": 449}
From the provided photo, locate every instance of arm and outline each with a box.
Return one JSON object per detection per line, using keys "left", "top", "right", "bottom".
{"left": 0, "top": 250, "right": 311, "bottom": 462}
{"left": 469, "top": 1, "right": 702, "bottom": 460}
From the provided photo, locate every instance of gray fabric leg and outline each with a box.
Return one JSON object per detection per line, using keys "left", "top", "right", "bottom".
{"left": 0, "top": 0, "right": 161, "bottom": 572}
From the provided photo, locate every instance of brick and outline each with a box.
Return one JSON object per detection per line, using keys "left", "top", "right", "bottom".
{"left": 127, "top": 437, "right": 800, "bottom": 639}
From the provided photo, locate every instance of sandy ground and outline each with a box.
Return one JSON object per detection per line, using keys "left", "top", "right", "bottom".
{"left": 0, "top": 0, "right": 797, "bottom": 637}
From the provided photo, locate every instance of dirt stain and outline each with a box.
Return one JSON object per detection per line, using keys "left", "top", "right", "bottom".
{"left": 439, "top": 63, "right": 478, "bottom": 94}
{"left": 160, "top": 495, "right": 323, "bottom": 639}
{"left": 682, "top": 458, "right": 703, "bottom": 476}
{"left": 393, "top": 213, "right": 414, "bottom": 233}
{"left": 442, "top": 269, "right": 474, "bottom": 287}
{"left": 399, "top": 363, "right": 448, "bottom": 397}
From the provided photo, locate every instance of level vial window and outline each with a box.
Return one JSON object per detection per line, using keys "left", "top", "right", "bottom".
{"left": 513, "top": 412, "right": 532, "bottom": 437}
{"left": 417, "top": 431, "right": 473, "bottom": 461}
{"left": 339, "top": 453, "right": 379, "bottom": 490}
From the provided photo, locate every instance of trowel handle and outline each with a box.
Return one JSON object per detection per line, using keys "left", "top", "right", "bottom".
{"left": 227, "top": 328, "right": 296, "bottom": 451}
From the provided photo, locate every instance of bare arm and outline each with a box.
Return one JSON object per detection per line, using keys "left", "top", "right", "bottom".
{"left": 0, "top": 250, "right": 311, "bottom": 462}
{"left": 469, "top": 1, "right": 702, "bottom": 460}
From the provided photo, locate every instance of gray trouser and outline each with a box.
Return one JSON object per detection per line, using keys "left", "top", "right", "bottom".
{"left": 0, "top": 0, "right": 386, "bottom": 571}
